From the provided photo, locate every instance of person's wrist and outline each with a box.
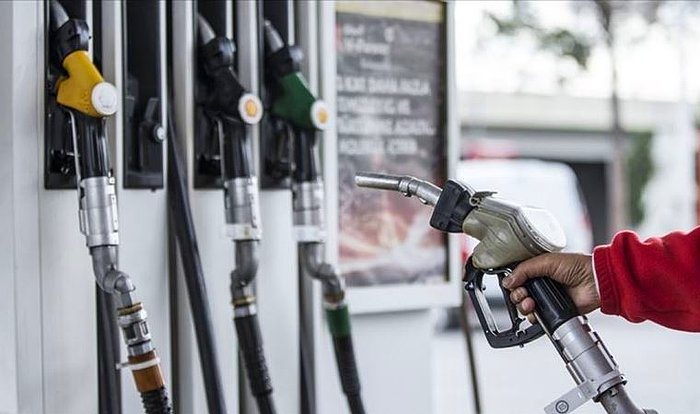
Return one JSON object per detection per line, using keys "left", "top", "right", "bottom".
{"left": 590, "top": 253, "right": 601, "bottom": 301}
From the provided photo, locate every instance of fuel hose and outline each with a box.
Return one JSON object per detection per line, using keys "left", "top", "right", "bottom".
{"left": 326, "top": 305, "right": 365, "bottom": 414}
{"left": 196, "top": 13, "right": 276, "bottom": 414}
{"left": 263, "top": 19, "right": 366, "bottom": 414}
{"left": 167, "top": 112, "right": 228, "bottom": 414}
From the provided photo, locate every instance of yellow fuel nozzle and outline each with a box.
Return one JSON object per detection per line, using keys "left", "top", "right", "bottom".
{"left": 56, "top": 50, "right": 118, "bottom": 118}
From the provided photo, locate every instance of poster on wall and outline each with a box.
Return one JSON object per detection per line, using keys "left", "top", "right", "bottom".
{"left": 336, "top": 1, "right": 448, "bottom": 287}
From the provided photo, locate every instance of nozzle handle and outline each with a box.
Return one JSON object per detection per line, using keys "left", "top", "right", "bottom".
{"left": 464, "top": 257, "right": 580, "bottom": 349}
{"left": 464, "top": 258, "right": 545, "bottom": 348}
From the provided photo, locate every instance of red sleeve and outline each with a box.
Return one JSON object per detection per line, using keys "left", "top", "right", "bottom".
{"left": 593, "top": 227, "right": 700, "bottom": 332}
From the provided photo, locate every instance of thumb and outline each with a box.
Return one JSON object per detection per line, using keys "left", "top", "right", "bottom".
{"left": 503, "top": 254, "right": 559, "bottom": 289}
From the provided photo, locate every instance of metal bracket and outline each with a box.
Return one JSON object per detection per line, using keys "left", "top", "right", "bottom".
{"left": 468, "top": 191, "right": 496, "bottom": 207}
{"left": 545, "top": 370, "right": 625, "bottom": 414}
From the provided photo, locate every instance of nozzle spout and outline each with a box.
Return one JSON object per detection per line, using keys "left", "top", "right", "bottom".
{"left": 197, "top": 14, "right": 216, "bottom": 46}
{"left": 263, "top": 20, "right": 285, "bottom": 53}
{"left": 355, "top": 172, "right": 442, "bottom": 206}
{"left": 49, "top": 0, "right": 69, "bottom": 31}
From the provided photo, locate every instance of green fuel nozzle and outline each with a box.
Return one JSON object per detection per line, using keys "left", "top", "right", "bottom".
{"left": 263, "top": 20, "right": 329, "bottom": 132}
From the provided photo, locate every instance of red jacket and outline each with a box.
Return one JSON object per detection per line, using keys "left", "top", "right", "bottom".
{"left": 593, "top": 227, "right": 700, "bottom": 332}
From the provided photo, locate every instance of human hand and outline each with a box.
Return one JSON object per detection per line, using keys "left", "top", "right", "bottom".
{"left": 502, "top": 253, "right": 599, "bottom": 323}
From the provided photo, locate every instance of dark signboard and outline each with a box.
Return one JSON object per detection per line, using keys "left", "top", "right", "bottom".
{"left": 336, "top": 1, "right": 448, "bottom": 287}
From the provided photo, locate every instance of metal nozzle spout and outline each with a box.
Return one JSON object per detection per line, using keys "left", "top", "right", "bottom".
{"left": 263, "top": 20, "right": 285, "bottom": 53}
{"left": 197, "top": 14, "right": 216, "bottom": 46}
{"left": 355, "top": 172, "right": 442, "bottom": 206}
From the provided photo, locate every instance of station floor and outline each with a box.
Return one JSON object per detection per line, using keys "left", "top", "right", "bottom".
{"left": 433, "top": 311, "right": 700, "bottom": 414}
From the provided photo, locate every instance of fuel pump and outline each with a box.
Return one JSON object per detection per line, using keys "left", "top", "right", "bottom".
{"left": 196, "top": 14, "right": 277, "bottom": 414}
{"left": 48, "top": 1, "right": 171, "bottom": 412}
{"left": 356, "top": 172, "right": 657, "bottom": 414}
{"left": 263, "top": 20, "right": 366, "bottom": 414}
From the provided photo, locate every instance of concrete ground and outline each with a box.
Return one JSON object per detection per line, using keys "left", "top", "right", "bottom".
{"left": 432, "top": 311, "right": 700, "bottom": 414}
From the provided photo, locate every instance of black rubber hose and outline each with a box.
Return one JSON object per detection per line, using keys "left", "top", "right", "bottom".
{"left": 235, "top": 313, "right": 276, "bottom": 414}
{"left": 348, "top": 394, "right": 366, "bottom": 414}
{"left": 458, "top": 294, "right": 482, "bottom": 414}
{"left": 96, "top": 289, "right": 122, "bottom": 414}
{"left": 140, "top": 387, "right": 172, "bottom": 414}
{"left": 326, "top": 305, "right": 365, "bottom": 414}
{"left": 332, "top": 335, "right": 365, "bottom": 414}
{"left": 293, "top": 128, "right": 320, "bottom": 183}
{"left": 167, "top": 114, "right": 229, "bottom": 414}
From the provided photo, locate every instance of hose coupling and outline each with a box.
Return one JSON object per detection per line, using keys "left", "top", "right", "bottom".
{"left": 544, "top": 317, "right": 626, "bottom": 414}
{"left": 124, "top": 350, "right": 167, "bottom": 394}
{"left": 232, "top": 295, "right": 258, "bottom": 319}
{"left": 117, "top": 302, "right": 155, "bottom": 357}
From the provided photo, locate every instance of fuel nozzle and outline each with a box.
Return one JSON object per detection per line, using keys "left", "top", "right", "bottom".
{"left": 263, "top": 20, "right": 329, "bottom": 131}
{"left": 355, "top": 171, "right": 565, "bottom": 269}
{"left": 50, "top": 1, "right": 117, "bottom": 118}
{"left": 197, "top": 14, "right": 263, "bottom": 125}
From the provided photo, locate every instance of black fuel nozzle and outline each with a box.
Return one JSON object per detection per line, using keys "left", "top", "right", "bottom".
{"left": 196, "top": 14, "right": 263, "bottom": 181}
{"left": 197, "top": 15, "right": 262, "bottom": 126}
{"left": 198, "top": 35, "right": 246, "bottom": 118}
{"left": 49, "top": 0, "right": 90, "bottom": 66}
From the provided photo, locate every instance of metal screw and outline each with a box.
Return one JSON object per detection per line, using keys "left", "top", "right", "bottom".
{"left": 555, "top": 400, "right": 569, "bottom": 413}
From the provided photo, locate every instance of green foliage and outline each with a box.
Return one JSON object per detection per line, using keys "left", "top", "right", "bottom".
{"left": 485, "top": 1, "right": 665, "bottom": 72}
{"left": 486, "top": 5, "right": 593, "bottom": 70}
{"left": 626, "top": 131, "right": 654, "bottom": 226}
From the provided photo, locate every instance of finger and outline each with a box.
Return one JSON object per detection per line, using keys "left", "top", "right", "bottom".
{"left": 526, "top": 313, "right": 538, "bottom": 325}
{"left": 509, "top": 287, "right": 529, "bottom": 304}
{"left": 503, "top": 254, "right": 559, "bottom": 289}
{"left": 520, "top": 297, "right": 536, "bottom": 315}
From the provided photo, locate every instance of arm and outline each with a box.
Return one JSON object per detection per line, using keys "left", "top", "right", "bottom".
{"left": 594, "top": 227, "right": 700, "bottom": 331}
{"left": 505, "top": 226, "right": 700, "bottom": 332}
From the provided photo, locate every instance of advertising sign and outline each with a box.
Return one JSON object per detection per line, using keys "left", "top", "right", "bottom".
{"left": 336, "top": 1, "right": 448, "bottom": 287}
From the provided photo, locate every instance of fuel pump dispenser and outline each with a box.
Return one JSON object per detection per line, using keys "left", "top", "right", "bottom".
{"left": 263, "top": 20, "right": 366, "bottom": 414}
{"left": 196, "top": 14, "right": 277, "bottom": 414}
{"left": 47, "top": 1, "right": 171, "bottom": 412}
{"left": 356, "top": 172, "right": 657, "bottom": 414}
